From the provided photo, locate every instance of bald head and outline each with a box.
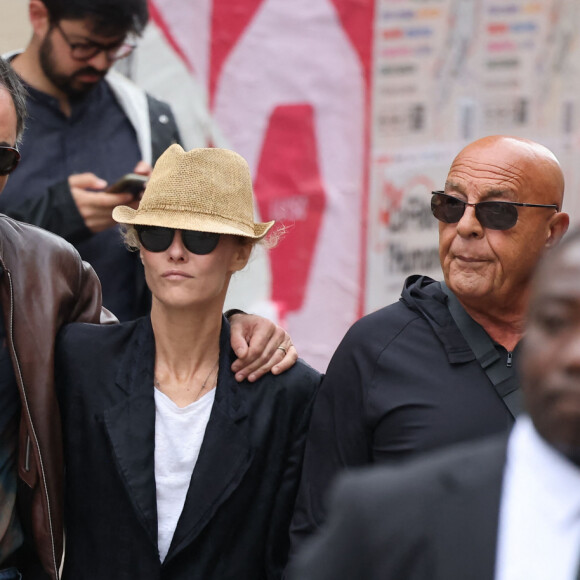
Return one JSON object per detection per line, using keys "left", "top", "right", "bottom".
{"left": 449, "top": 136, "right": 565, "bottom": 209}
{"left": 438, "top": 135, "right": 570, "bottom": 324}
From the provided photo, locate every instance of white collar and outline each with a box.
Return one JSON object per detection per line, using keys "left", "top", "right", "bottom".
{"left": 507, "top": 416, "right": 580, "bottom": 527}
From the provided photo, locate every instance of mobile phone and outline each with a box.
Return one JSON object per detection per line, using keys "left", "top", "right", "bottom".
{"left": 106, "top": 173, "right": 148, "bottom": 196}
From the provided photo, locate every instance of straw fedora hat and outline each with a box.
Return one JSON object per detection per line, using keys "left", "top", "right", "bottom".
{"left": 113, "top": 145, "right": 274, "bottom": 239}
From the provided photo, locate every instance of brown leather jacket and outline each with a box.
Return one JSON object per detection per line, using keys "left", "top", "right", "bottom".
{"left": 0, "top": 216, "right": 115, "bottom": 579}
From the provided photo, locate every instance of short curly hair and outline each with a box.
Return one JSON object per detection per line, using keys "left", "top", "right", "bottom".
{"left": 41, "top": 0, "right": 149, "bottom": 37}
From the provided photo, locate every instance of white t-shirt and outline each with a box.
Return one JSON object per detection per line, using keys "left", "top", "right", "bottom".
{"left": 154, "top": 387, "right": 216, "bottom": 562}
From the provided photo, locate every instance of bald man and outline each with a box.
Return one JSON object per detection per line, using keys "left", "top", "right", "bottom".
{"left": 289, "top": 136, "right": 570, "bottom": 549}
{"left": 291, "top": 227, "right": 580, "bottom": 580}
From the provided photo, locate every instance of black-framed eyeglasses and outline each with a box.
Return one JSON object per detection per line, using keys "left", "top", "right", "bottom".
{"left": 0, "top": 146, "right": 21, "bottom": 176}
{"left": 136, "top": 226, "right": 221, "bottom": 255}
{"left": 54, "top": 22, "right": 136, "bottom": 62}
{"left": 431, "top": 191, "right": 558, "bottom": 231}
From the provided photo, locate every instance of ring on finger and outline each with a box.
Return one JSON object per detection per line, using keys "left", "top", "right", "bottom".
{"left": 277, "top": 346, "right": 287, "bottom": 355}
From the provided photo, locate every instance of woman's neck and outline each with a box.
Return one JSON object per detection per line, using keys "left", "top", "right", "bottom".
{"left": 151, "top": 302, "right": 222, "bottom": 406}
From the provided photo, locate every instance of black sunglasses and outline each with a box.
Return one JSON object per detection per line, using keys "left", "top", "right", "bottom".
{"left": 431, "top": 191, "right": 558, "bottom": 231}
{"left": 0, "top": 146, "right": 21, "bottom": 176}
{"left": 136, "top": 226, "right": 221, "bottom": 255}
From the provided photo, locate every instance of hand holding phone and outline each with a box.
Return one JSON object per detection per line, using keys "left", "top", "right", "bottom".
{"left": 69, "top": 172, "right": 140, "bottom": 233}
{"left": 106, "top": 173, "right": 148, "bottom": 196}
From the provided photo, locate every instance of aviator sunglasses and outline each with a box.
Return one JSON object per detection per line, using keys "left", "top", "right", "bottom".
{"left": 0, "top": 146, "right": 21, "bottom": 176}
{"left": 136, "top": 226, "right": 221, "bottom": 255}
{"left": 431, "top": 191, "right": 558, "bottom": 231}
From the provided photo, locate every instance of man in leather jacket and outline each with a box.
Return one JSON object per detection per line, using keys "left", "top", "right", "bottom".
{"left": 0, "top": 56, "right": 110, "bottom": 580}
{"left": 0, "top": 58, "right": 296, "bottom": 580}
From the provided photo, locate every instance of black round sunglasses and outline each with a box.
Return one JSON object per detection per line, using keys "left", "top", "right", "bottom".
{"left": 0, "top": 146, "right": 21, "bottom": 176}
{"left": 136, "top": 226, "right": 220, "bottom": 255}
{"left": 431, "top": 191, "right": 558, "bottom": 231}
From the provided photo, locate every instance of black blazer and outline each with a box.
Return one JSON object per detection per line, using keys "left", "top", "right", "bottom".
{"left": 290, "top": 435, "right": 508, "bottom": 580}
{"left": 55, "top": 316, "right": 321, "bottom": 579}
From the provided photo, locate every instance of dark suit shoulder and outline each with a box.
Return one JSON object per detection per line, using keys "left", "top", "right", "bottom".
{"left": 291, "top": 437, "right": 506, "bottom": 580}
{"left": 281, "top": 357, "right": 322, "bottom": 384}
{"left": 245, "top": 358, "right": 322, "bottom": 404}
{"left": 59, "top": 317, "right": 139, "bottom": 343}
{"left": 337, "top": 434, "right": 507, "bottom": 508}
{"left": 57, "top": 318, "right": 142, "bottom": 368}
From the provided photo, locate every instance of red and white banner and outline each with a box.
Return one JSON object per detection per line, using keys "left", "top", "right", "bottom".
{"left": 141, "top": 0, "right": 374, "bottom": 371}
{"left": 134, "top": 0, "right": 580, "bottom": 371}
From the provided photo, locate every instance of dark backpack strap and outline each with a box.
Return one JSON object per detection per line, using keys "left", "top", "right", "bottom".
{"left": 441, "top": 283, "right": 522, "bottom": 418}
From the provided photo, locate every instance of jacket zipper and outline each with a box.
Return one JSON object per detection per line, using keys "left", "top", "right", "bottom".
{"left": 5, "top": 268, "right": 60, "bottom": 579}
{"left": 506, "top": 351, "right": 513, "bottom": 368}
{"left": 25, "top": 437, "right": 31, "bottom": 472}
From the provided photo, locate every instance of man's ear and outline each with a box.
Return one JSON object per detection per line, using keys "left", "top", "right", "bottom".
{"left": 29, "top": 0, "right": 51, "bottom": 38}
{"left": 546, "top": 211, "right": 570, "bottom": 249}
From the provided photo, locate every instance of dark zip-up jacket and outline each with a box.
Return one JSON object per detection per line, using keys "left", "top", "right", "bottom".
{"left": 0, "top": 215, "right": 114, "bottom": 579}
{"left": 290, "top": 275, "right": 516, "bottom": 552}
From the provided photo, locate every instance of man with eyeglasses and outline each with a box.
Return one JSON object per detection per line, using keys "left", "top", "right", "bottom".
{"left": 0, "top": 0, "right": 178, "bottom": 322}
{"left": 289, "top": 135, "right": 570, "bottom": 553}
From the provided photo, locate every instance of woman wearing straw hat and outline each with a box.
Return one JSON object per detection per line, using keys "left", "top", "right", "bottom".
{"left": 54, "top": 145, "right": 321, "bottom": 579}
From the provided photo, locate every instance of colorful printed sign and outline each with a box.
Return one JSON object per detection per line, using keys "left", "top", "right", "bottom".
{"left": 134, "top": 0, "right": 580, "bottom": 370}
